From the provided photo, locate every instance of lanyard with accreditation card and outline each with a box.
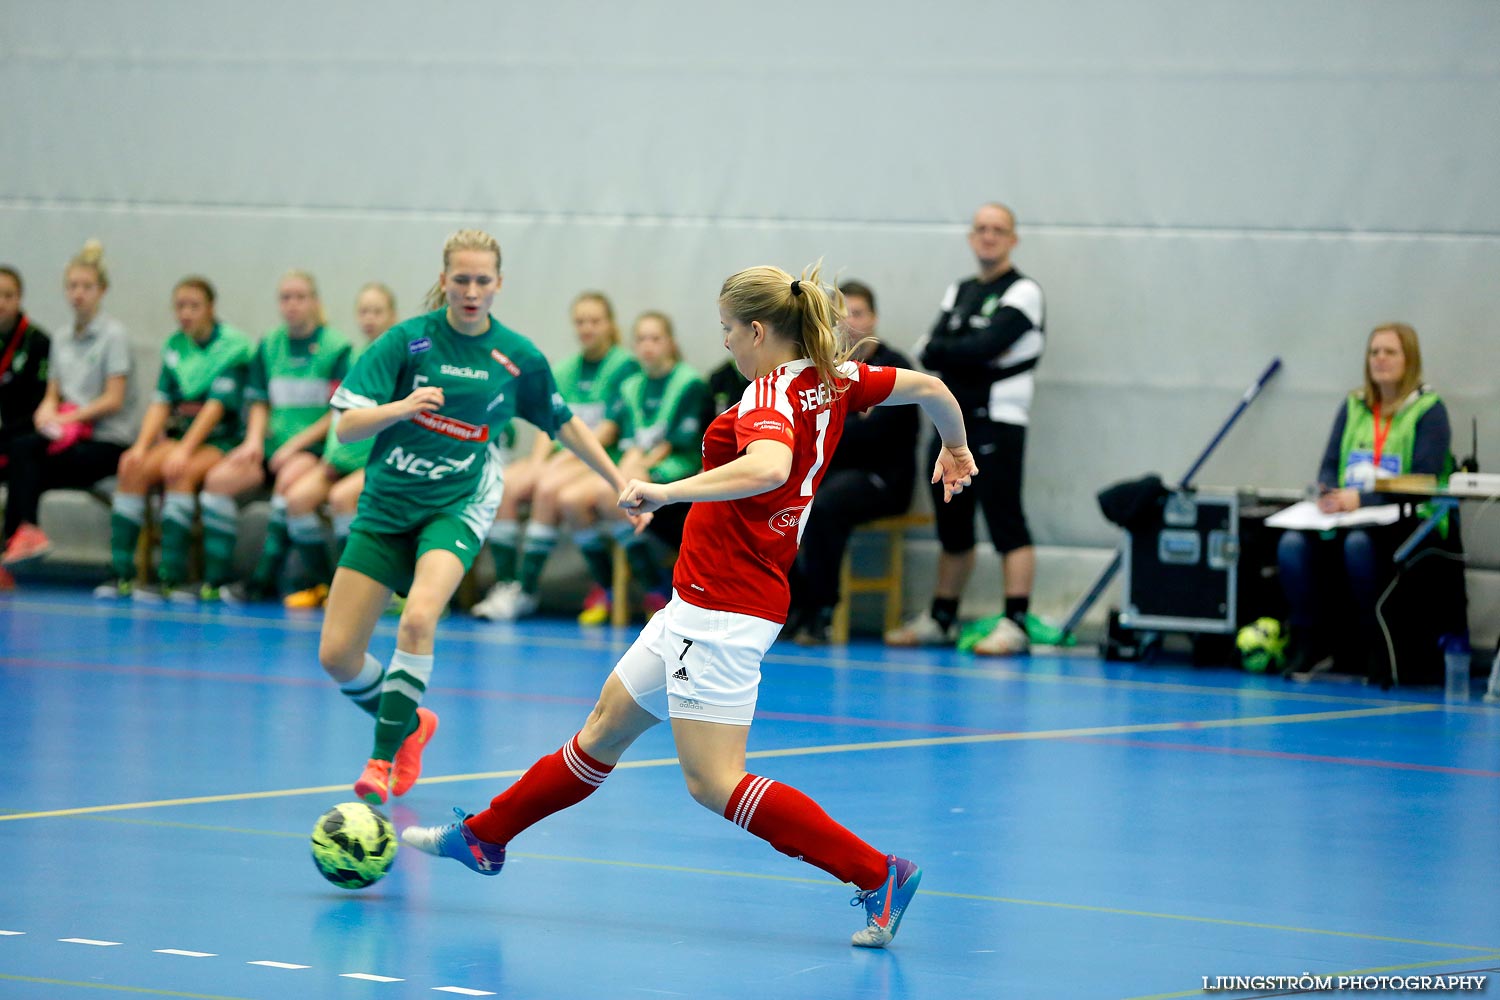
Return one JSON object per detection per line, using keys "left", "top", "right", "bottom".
{"left": 1370, "top": 401, "right": 1394, "bottom": 466}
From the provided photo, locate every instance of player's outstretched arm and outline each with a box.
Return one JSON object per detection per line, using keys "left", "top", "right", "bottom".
{"left": 555, "top": 416, "right": 652, "bottom": 529}
{"left": 555, "top": 415, "right": 628, "bottom": 494}
{"left": 619, "top": 439, "right": 792, "bottom": 515}
{"left": 880, "top": 369, "right": 977, "bottom": 503}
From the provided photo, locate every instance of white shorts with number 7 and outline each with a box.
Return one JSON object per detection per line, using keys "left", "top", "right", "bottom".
{"left": 612, "top": 591, "right": 781, "bottom": 726}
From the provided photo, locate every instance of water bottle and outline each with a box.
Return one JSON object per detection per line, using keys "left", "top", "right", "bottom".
{"left": 1443, "top": 633, "right": 1471, "bottom": 703}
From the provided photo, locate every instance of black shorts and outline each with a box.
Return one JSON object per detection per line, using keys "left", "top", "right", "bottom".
{"left": 928, "top": 419, "right": 1032, "bottom": 555}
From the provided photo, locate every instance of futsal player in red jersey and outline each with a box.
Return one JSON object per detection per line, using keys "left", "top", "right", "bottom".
{"left": 403, "top": 264, "right": 977, "bottom": 948}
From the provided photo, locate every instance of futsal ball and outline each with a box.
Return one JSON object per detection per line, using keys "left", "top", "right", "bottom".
{"left": 310, "top": 802, "right": 397, "bottom": 889}
{"left": 1235, "top": 617, "right": 1287, "bottom": 674}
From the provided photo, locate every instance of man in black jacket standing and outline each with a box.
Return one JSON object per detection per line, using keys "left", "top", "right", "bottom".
{"left": 886, "top": 203, "right": 1044, "bottom": 655}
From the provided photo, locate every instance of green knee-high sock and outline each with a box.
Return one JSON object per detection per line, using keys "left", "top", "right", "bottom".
{"left": 487, "top": 519, "right": 520, "bottom": 583}
{"left": 159, "top": 491, "right": 195, "bottom": 587}
{"left": 518, "top": 522, "right": 557, "bottom": 595}
{"left": 252, "top": 496, "right": 290, "bottom": 589}
{"left": 340, "top": 653, "right": 385, "bottom": 718}
{"left": 623, "top": 534, "right": 665, "bottom": 592}
{"left": 198, "top": 492, "right": 239, "bottom": 586}
{"left": 371, "top": 649, "right": 433, "bottom": 761}
{"left": 574, "top": 528, "right": 614, "bottom": 590}
{"left": 287, "top": 512, "right": 331, "bottom": 587}
{"left": 340, "top": 654, "right": 420, "bottom": 734}
{"left": 109, "top": 493, "right": 147, "bottom": 580}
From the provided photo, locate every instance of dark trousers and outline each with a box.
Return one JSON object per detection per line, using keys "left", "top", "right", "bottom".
{"left": 789, "top": 468, "right": 912, "bottom": 612}
{"left": 1278, "top": 528, "right": 1384, "bottom": 639}
{"left": 1278, "top": 520, "right": 1466, "bottom": 683}
{"left": 929, "top": 418, "right": 1032, "bottom": 554}
{"left": 2, "top": 433, "right": 124, "bottom": 540}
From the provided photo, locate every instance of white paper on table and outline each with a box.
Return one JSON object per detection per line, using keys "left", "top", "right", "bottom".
{"left": 1265, "top": 500, "right": 1403, "bottom": 531}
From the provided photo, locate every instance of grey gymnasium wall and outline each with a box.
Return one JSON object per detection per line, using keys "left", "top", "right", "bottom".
{"left": 3, "top": 1, "right": 1497, "bottom": 549}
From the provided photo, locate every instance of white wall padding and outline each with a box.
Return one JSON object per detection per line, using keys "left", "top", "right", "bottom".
{"left": 4, "top": 0, "right": 1497, "bottom": 549}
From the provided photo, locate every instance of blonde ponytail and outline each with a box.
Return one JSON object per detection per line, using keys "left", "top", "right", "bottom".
{"left": 719, "top": 261, "right": 852, "bottom": 398}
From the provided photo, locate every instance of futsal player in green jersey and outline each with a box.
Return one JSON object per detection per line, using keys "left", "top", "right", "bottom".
{"left": 277, "top": 282, "right": 397, "bottom": 610}
{"left": 95, "top": 277, "right": 253, "bottom": 601}
{"left": 469, "top": 291, "right": 640, "bottom": 621}
{"left": 559, "top": 310, "right": 707, "bottom": 624}
{"left": 318, "top": 230, "right": 640, "bottom": 806}
{"left": 199, "top": 271, "right": 353, "bottom": 602}
{"left": 280, "top": 283, "right": 516, "bottom": 613}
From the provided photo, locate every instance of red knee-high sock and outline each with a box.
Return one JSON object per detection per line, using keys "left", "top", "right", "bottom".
{"left": 465, "top": 734, "right": 614, "bottom": 845}
{"left": 724, "top": 774, "right": 888, "bottom": 890}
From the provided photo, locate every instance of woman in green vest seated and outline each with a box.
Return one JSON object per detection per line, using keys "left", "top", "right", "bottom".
{"left": 1277, "top": 322, "right": 1455, "bottom": 677}
{"left": 470, "top": 291, "right": 640, "bottom": 620}
{"left": 95, "top": 277, "right": 253, "bottom": 602}
{"left": 201, "top": 271, "right": 354, "bottom": 603}
{"left": 558, "top": 310, "right": 708, "bottom": 625}
{"left": 274, "top": 282, "right": 398, "bottom": 610}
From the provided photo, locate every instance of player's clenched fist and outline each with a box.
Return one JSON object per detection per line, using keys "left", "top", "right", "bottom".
{"left": 397, "top": 386, "right": 445, "bottom": 418}
{"left": 618, "top": 478, "right": 670, "bottom": 515}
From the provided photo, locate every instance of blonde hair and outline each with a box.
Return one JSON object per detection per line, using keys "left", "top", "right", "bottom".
{"left": 358, "top": 281, "right": 397, "bottom": 315}
{"left": 279, "top": 268, "right": 325, "bottom": 328}
{"left": 572, "top": 290, "right": 620, "bottom": 346}
{"left": 424, "top": 229, "right": 503, "bottom": 311}
{"left": 633, "top": 309, "right": 680, "bottom": 364}
{"left": 1363, "top": 322, "right": 1425, "bottom": 408}
{"left": 67, "top": 238, "right": 109, "bottom": 291}
{"left": 719, "top": 262, "right": 850, "bottom": 397}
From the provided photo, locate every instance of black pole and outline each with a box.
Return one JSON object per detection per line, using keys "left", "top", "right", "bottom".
{"left": 1059, "top": 357, "right": 1283, "bottom": 640}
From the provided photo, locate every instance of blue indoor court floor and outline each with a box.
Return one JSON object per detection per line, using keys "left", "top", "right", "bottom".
{"left": 2, "top": 587, "right": 1497, "bottom": 1000}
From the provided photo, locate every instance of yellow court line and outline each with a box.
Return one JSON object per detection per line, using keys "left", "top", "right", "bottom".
{"left": 4, "top": 597, "right": 1446, "bottom": 708}
{"left": 63, "top": 815, "right": 1500, "bottom": 958}
{"left": 0, "top": 703, "right": 1436, "bottom": 823}
{"left": 504, "top": 856, "right": 1495, "bottom": 955}
{"left": 929, "top": 888, "right": 1498, "bottom": 954}
{"left": 740, "top": 703, "right": 1437, "bottom": 760}
{"left": 0, "top": 975, "right": 249, "bottom": 999}
{"left": 1123, "top": 954, "right": 1500, "bottom": 1000}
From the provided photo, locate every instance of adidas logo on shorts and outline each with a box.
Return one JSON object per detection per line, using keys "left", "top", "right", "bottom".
{"left": 672, "top": 665, "right": 689, "bottom": 681}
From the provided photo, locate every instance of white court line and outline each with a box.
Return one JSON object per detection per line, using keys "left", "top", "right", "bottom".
{"left": 249, "top": 960, "right": 310, "bottom": 969}
{"left": 58, "top": 938, "right": 121, "bottom": 946}
{"left": 342, "top": 972, "right": 404, "bottom": 982}
{"left": 0, "top": 930, "right": 24, "bottom": 935}
{"left": 434, "top": 989, "right": 497, "bottom": 996}
{"left": 155, "top": 948, "right": 216, "bottom": 957}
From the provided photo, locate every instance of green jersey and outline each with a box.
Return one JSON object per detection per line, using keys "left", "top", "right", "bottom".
{"left": 323, "top": 335, "right": 379, "bottom": 475}
{"left": 153, "top": 324, "right": 254, "bottom": 448}
{"left": 609, "top": 363, "right": 708, "bottom": 483}
{"left": 323, "top": 333, "right": 514, "bottom": 477}
{"left": 553, "top": 345, "right": 639, "bottom": 432}
{"left": 245, "top": 324, "right": 353, "bottom": 453}
{"left": 331, "top": 310, "right": 572, "bottom": 537}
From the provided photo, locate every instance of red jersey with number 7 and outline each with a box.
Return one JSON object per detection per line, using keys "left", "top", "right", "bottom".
{"left": 673, "top": 358, "right": 898, "bottom": 623}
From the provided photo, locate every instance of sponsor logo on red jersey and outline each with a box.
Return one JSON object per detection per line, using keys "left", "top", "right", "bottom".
{"left": 490, "top": 349, "right": 521, "bottom": 376}
{"left": 766, "top": 505, "right": 807, "bottom": 537}
{"left": 413, "top": 410, "right": 489, "bottom": 442}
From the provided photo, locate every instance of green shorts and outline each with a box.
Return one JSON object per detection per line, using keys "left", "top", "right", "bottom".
{"left": 337, "top": 517, "right": 481, "bottom": 597}
{"left": 325, "top": 449, "right": 367, "bottom": 478}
